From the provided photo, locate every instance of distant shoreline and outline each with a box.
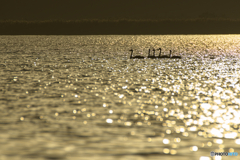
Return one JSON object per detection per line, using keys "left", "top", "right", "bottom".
{"left": 1, "top": 19, "right": 240, "bottom": 35}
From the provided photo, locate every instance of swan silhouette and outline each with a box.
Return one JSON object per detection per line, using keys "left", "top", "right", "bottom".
{"left": 147, "top": 49, "right": 157, "bottom": 59}
{"left": 157, "top": 48, "right": 170, "bottom": 58}
{"left": 170, "top": 50, "right": 182, "bottom": 59}
{"left": 129, "top": 49, "right": 145, "bottom": 59}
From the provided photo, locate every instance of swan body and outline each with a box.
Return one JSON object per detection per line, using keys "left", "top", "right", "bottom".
{"left": 170, "top": 50, "right": 182, "bottom": 59}
{"left": 129, "top": 49, "right": 145, "bottom": 59}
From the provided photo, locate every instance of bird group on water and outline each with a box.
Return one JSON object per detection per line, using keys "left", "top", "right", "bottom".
{"left": 129, "top": 48, "right": 181, "bottom": 59}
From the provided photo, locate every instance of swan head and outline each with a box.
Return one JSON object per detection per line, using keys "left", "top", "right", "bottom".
{"left": 129, "top": 49, "right": 133, "bottom": 52}
{"left": 153, "top": 49, "right": 155, "bottom": 51}
{"left": 157, "top": 48, "right": 161, "bottom": 50}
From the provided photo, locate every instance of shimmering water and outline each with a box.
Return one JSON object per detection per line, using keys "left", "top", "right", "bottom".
{"left": 1, "top": 35, "right": 240, "bottom": 160}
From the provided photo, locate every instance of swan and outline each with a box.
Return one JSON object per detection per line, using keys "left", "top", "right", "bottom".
{"left": 129, "top": 49, "right": 145, "bottom": 59}
{"left": 157, "top": 48, "right": 170, "bottom": 58}
{"left": 147, "top": 49, "right": 157, "bottom": 59}
{"left": 170, "top": 50, "right": 182, "bottom": 59}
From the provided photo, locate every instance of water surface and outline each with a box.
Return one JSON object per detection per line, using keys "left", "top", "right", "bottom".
{"left": 1, "top": 35, "right": 240, "bottom": 160}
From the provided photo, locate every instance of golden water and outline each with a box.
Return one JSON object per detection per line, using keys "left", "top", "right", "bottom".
{"left": 0, "top": 35, "right": 240, "bottom": 160}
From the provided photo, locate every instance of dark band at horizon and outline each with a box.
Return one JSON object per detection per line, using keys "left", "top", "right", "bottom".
{"left": 1, "top": 19, "right": 240, "bottom": 35}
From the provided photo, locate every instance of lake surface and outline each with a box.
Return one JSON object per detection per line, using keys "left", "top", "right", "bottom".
{"left": 1, "top": 35, "right": 240, "bottom": 160}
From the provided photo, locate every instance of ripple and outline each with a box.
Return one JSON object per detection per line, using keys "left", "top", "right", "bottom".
{"left": 1, "top": 35, "right": 240, "bottom": 159}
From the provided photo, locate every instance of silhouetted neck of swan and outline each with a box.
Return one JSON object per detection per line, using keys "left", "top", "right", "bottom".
{"left": 129, "top": 49, "right": 144, "bottom": 59}
{"left": 157, "top": 48, "right": 161, "bottom": 57}
{"left": 129, "top": 49, "right": 133, "bottom": 58}
{"left": 148, "top": 49, "right": 157, "bottom": 58}
{"left": 169, "top": 50, "right": 172, "bottom": 57}
{"left": 153, "top": 49, "right": 155, "bottom": 56}
{"left": 157, "top": 48, "right": 169, "bottom": 58}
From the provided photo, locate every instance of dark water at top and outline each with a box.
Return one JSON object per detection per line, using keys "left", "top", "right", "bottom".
{"left": 1, "top": 35, "right": 240, "bottom": 160}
